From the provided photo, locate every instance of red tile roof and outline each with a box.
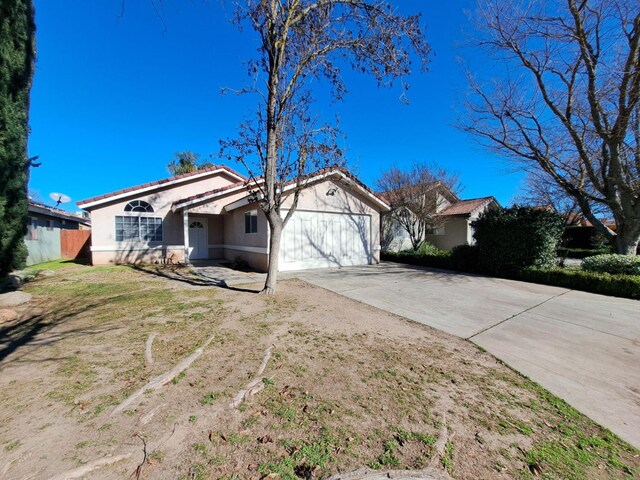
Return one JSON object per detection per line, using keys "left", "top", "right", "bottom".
{"left": 77, "top": 165, "right": 247, "bottom": 207}
{"left": 439, "top": 196, "right": 498, "bottom": 216}
{"left": 172, "top": 179, "right": 255, "bottom": 207}
{"left": 172, "top": 164, "right": 389, "bottom": 209}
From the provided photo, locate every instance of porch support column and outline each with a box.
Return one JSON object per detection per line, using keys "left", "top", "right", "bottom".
{"left": 183, "top": 208, "right": 190, "bottom": 264}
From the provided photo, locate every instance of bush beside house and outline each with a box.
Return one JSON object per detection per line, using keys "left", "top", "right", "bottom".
{"left": 382, "top": 207, "right": 640, "bottom": 300}
{"left": 472, "top": 206, "right": 565, "bottom": 276}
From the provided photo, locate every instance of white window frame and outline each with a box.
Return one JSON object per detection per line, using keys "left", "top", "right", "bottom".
{"left": 244, "top": 210, "right": 258, "bottom": 234}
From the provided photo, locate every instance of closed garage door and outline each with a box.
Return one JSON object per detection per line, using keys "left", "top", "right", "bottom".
{"left": 279, "top": 210, "right": 372, "bottom": 271}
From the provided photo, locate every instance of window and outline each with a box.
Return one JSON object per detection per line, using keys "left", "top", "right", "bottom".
{"left": 189, "top": 221, "right": 204, "bottom": 229}
{"left": 115, "top": 216, "right": 162, "bottom": 241}
{"left": 426, "top": 225, "right": 445, "bottom": 235}
{"left": 27, "top": 217, "right": 38, "bottom": 240}
{"left": 46, "top": 219, "right": 54, "bottom": 231}
{"left": 124, "top": 200, "right": 154, "bottom": 213}
{"left": 115, "top": 200, "right": 161, "bottom": 242}
{"left": 245, "top": 210, "right": 258, "bottom": 234}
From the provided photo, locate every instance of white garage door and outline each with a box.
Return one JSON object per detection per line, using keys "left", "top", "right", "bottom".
{"left": 279, "top": 210, "right": 372, "bottom": 271}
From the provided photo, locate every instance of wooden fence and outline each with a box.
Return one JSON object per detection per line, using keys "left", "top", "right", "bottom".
{"left": 60, "top": 230, "right": 91, "bottom": 260}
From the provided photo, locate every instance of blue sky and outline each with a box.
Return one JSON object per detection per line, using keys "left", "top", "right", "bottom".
{"left": 28, "top": 0, "right": 524, "bottom": 212}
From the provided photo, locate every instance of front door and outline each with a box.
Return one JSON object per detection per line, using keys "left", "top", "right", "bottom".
{"left": 188, "top": 218, "right": 208, "bottom": 260}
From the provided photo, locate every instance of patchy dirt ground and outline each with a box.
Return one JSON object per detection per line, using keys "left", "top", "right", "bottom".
{"left": 0, "top": 263, "right": 638, "bottom": 480}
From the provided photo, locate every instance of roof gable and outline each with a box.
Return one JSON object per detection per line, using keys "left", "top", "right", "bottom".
{"left": 171, "top": 165, "right": 390, "bottom": 212}
{"left": 439, "top": 196, "right": 499, "bottom": 217}
{"left": 77, "top": 165, "right": 247, "bottom": 210}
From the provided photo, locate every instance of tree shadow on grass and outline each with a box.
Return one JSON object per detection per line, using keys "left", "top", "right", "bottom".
{"left": 0, "top": 297, "right": 116, "bottom": 369}
{"left": 129, "top": 264, "right": 262, "bottom": 294}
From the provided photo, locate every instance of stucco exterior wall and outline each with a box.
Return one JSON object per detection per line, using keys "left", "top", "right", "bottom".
{"left": 426, "top": 217, "right": 470, "bottom": 250}
{"left": 86, "top": 172, "right": 239, "bottom": 264}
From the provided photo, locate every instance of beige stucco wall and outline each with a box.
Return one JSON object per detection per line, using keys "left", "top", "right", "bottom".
{"left": 426, "top": 217, "right": 470, "bottom": 250}
{"left": 87, "top": 171, "right": 384, "bottom": 269}
{"left": 86, "top": 171, "right": 239, "bottom": 265}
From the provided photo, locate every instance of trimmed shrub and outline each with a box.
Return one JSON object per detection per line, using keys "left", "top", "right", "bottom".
{"left": 382, "top": 250, "right": 453, "bottom": 270}
{"left": 582, "top": 254, "right": 640, "bottom": 276}
{"left": 472, "top": 206, "right": 565, "bottom": 276}
{"left": 562, "top": 225, "right": 608, "bottom": 250}
{"left": 450, "top": 244, "right": 479, "bottom": 273}
{"left": 520, "top": 267, "right": 640, "bottom": 300}
{"left": 557, "top": 247, "right": 612, "bottom": 259}
{"left": 416, "top": 242, "right": 439, "bottom": 256}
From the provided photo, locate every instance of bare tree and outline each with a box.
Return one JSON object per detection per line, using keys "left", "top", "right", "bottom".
{"left": 377, "top": 163, "right": 460, "bottom": 251}
{"left": 460, "top": 0, "right": 640, "bottom": 254}
{"left": 516, "top": 172, "right": 586, "bottom": 223}
{"left": 221, "top": 1, "right": 430, "bottom": 293}
{"left": 167, "top": 151, "right": 213, "bottom": 176}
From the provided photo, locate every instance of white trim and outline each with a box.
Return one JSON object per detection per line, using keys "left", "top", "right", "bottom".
{"left": 172, "top": 179, "right": 265, "bottom": 212}
{"left": 78, "top": 168, "right": 246, "bottom": 209}
{"left": 207, "top": 244, "right": 269, "bottom": 254}
{"left": 223, "top": 170, "right": 390, "bottom": 212}
{"left": 91, "top": 244, "right": 184, "bottom": 252}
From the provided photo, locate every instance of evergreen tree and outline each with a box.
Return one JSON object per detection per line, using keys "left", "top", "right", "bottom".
{"left": 0, "top": 0, "right": 36, "bottom": 277}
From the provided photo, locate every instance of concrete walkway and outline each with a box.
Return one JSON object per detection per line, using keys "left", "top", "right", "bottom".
{"left": 294, "top": 262, "right": 640, "bottom": 449}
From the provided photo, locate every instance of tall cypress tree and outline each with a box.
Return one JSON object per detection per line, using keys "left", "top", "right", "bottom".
{"left": 0, "top": 0, "right": 36, "bottom": 277}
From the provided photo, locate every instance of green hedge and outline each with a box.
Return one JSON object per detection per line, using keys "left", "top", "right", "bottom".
{"left": 472, "top": 206, "right": 565, "bottom": 276}
{"left": 557, "top": 247, "right": 611, "bottom": 259}
{"left": 382, "top": 250, "right": 640, "bottom": 300}
{"left": 582, "top": 254, "right": 640, "bottom": 276}
{"left": 381, "top": 250, "right": 453, "bottom": 270}
{"left": 520, "top": 267, "right": 640, "bottom": 300}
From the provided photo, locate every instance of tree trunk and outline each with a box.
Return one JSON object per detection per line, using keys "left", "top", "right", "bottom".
{"left": 262, "top": 212, "right": 283, "bottom": 294}
{"left": 614, "top": 228, "right": 640, "bottom": 255}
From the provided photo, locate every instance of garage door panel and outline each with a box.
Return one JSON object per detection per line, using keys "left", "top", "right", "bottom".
{"left": 279, "top": 210, "right": 371, "bottom": 271}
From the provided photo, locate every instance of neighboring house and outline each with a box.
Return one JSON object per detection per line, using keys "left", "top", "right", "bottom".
{"left": 25, "top": 201, "right": 92, "bottom": 266}
{"left": 384, "top": 185, "right": 500, "bottom": 251}
{"left": 77, "top": 165, "right": 389, "bottom": 272}
{"left": 427, "top": 196, "right": 500, "bottom": 250}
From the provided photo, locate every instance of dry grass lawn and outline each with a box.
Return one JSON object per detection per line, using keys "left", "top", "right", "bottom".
{"left": 0, "top": 262, "right": 638, "bottom": 480}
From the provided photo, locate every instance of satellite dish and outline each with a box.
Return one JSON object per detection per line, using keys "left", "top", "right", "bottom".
{"left": 50, "top": 192, "right": 71, "bottom": 207}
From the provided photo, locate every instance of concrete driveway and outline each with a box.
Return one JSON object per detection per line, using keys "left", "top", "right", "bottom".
{"left": 294, "top": 262, "right": 640, "bottom": 449}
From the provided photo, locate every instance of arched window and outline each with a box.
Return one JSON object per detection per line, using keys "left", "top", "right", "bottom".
{"left": 189, "top": 221, "right": 204, "bottom": 229}
{"left": 124, "top": 200, "right": 154, "bottom": 213}
{"left": 115, "top": 200, "right": 162, "bottom": 242}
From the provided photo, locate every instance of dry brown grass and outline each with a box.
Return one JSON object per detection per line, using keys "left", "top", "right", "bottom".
{"left": 0, "top": 264, "right": 637, "bottom": 479}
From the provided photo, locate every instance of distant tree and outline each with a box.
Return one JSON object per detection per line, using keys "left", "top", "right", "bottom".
{"left": 221, "top": 0, "right": 430, "bottom": 293}
{"left": 376, "top": 163, "right": 460, "bottom": 251}
{"left": 167, "top": 151, "right": 213, "bottom": 176}
{"left": 461, "top": 0, "right": 640, "bottom": 255}
{"left": 515, "top": 172, "right": 587, "bottom": 224}
{"left": 0, "top": 0, "right": 36, "bottom": 277}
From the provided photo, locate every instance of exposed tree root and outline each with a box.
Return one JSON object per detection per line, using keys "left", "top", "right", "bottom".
{"left": 112, "top": 336, "right": 215, "bottom": 415}
{"left": 229, "top": 344, "right": 274, "bottom": 409}
{"left": 145, "top": 332, "right": 157, "bottom": 366}
{"left": 428, "top": 410, "right": 454, "bottom": 478}
{"left": 132, "top": 433, "right": 148, "bottom": 480}
{"left": 138, "top": 403, "right": 165, "bottom": 426}
{"left": 48, "top": 454, "right": 132, "bottom": 480}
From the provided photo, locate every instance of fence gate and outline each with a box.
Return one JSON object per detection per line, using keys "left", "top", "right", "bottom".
{"left": 60, "top": 230, "right": 91, "bottom": 260}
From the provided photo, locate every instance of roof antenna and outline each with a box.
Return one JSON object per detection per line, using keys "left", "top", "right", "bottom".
{"left": 49, "top": 192, "right": 71, "bottom": 207}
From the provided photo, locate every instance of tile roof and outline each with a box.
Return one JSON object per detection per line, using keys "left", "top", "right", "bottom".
{"left": 172, "top": 179, "right": 255, "bottom": 208}
{"left": 439, "top": 196, "right": 498, "bottom": 216}
{"left": 77, "top": 165, "right": 247, "bottom": 207}
{"left": 172, "top": 164, "right": 389, "bottom": 210}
